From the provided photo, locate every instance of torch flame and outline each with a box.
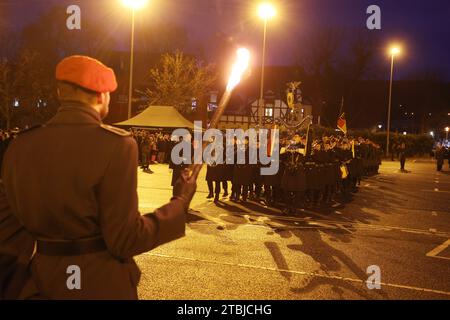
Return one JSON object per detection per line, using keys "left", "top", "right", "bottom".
{"left": 226, "top": 48, "right": 250, "bottom": 92}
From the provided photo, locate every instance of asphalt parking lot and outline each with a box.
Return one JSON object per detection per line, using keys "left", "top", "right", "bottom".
{"left": 136, "top": 159, "right": 450, "bottom": 300}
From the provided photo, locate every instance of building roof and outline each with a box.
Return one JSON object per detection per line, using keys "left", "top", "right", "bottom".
{"left": 115, "top": 105, "right": 194, "bottom": 129}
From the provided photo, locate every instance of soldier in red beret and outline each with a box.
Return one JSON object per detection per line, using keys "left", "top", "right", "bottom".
{"left": 0, "top": 55, "right": 197, "bottom": 299}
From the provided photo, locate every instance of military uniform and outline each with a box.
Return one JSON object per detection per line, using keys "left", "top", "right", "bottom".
{"left": 232, "top": 145, "right": 253, "bottom": 201}
{"left": 281, "top": 149, "right": 306, "bottom": 212}
{"left": 0, "top": 56, "right": 189, "bottom": 300}
{"left": 1, "top": 103, "right": 187, "bottom": 299}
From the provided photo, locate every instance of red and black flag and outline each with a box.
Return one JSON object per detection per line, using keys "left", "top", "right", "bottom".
{"left": 337, "top": 97, "right": 347, "bottom": 135}
{"left": 337, "top": 112, "right": 347, "bottom": 135}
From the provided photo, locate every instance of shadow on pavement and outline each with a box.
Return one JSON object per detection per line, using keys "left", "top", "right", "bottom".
{"left": 185, "top": 173, "right": 409, "bottom": 298}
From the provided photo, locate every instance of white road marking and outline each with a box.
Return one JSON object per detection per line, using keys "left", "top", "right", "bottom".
{"left": 143, "top": 253, "right": 450, "bottom": 297}
{"left": 426, "top": 239, "right": 450, "bottom": 261}
{"left": 421, "top": 189, "right": 450, "bottom": 193}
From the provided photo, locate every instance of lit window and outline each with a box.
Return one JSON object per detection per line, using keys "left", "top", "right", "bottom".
{"left": 207, "top": 103, "right": 217, "bottom": 112}
{"left": 13, "top": 98, "right": 20, "bottom": 107}
{"left": 265, "top": 108, "right": 273, "bottom": 117}
{"left": 191, "top": 98, "right": 197, "bottom": 110}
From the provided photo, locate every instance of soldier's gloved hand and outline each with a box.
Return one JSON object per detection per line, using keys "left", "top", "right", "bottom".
{"left": 172, "top": 169, "right": 197, "bottom": 211}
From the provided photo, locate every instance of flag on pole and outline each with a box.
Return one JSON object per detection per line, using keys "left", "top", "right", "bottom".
{"left": 337, "top": 112, "right": 347, "bottom": 135}
{"left": 267, "top": 125, "right": 278, "bottom": 156}
{"left": 352, "top": 140, "right": 355, "bottom": 158}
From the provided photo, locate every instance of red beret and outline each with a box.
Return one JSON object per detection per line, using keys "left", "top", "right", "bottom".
{"left": 56, "top": 55, "right": 118, "bottom": 93}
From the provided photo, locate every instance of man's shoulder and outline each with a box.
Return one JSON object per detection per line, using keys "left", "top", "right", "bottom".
{"left": 15, "top": 125, "right": 43, "bottom": 137}
{"left": 99, "top": 124, "right": 132, "bottom": 137}
{"left": 6, "top": 125, "right": 42, "bottom": 147}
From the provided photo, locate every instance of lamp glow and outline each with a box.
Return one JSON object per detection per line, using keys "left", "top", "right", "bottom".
{"left": 446, "top": 127, "right": 450, "bottom": 132}
{"left": 121, "top": 0, "right": 148, "bottom": 9}
{"left": 226, "top": 48, "right": 250, "bottom": 92}
{"left": 390, "top": 46, "right": 401, "bottom": 56}
{"left": 258, "top": 3, "right": 276, "bottom": 20}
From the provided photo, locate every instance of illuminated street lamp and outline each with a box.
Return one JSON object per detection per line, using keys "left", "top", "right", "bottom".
{"left": 121, "top": 0, "right": 149, "bottom": 119}
{"left": 257, "top": 2, "right": 276, "bottom": 128}
{"left": 386, "top": 45, "right": 401, "bottom": 157}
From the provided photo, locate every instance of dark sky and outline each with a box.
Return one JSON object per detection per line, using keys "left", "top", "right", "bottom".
{"left": 3, "top": 0, "right": 450, "bottom": 80}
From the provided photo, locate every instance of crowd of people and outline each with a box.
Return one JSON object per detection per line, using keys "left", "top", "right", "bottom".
{"left": 0, "top": 129, "right": 18, "bottom": 142}
{"left": 130, "top": 129, "right": 173, "bottom": 174}
{"left": 170, "top": 132, "right": 382, "bottom": 215}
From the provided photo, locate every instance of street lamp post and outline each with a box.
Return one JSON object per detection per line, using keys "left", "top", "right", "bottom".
{"left": 121, "top": 0, "right": 148, "bottom": 119}
{"left": 446, "top": 127, "right": 449, "bottom": 141}
{"left": 386, "top": 46, "right": 401, "bottom": 158}
{"left": 257, "top": 3, "right": 276, "bottom": 128}
{"left": 128, "top": 9, "right": 136, "bottom": 120}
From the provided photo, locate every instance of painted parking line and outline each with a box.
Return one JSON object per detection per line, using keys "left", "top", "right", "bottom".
{"left": 426, "top": 239, "right": 450, "bottom": 260}
{"left": 144, "top": 252, "right": 450, "bottom": 297}
{"left": 421, "top": 189, "right": 450, "bottom": 194}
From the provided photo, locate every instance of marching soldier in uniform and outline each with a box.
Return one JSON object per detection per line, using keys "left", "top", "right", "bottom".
{"left": 0, "top": 55, "right": 197, "bottom": 299}
{"left": 232, "top": 137, "right": 253, "bottom": 202}
{"left": 205, "top": 140, "right": 226, "bottom": 203}
{"left": 280, "top": 135, "right": 306, "bottom": 214}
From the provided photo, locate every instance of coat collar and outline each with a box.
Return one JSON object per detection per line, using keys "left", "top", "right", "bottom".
{"left": 47, "top": 101, "right": 102, "bottom": 125}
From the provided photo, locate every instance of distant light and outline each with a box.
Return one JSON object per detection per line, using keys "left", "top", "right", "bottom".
{"left": 404, "top": 112, "right": 408, "bottom": 115}
{"left": 411, "top": 112, "right": 414, "bottom": 116}
{"left": 390, "top": 46, "right": 401, "bottom": 56}
{"left": 448, "top": 113, "right": 450, "bottom": 116}
{"left": 258, "top": 2, "right": 277, "bottom": 20}
{"left": 430, "top": 131, "right": 434, "bottom": 137}
{"left": 121, "top": 0, "right": 149, "bottom": 10}
{"left": 378, "top": 125, "right": 383, "bottom": 129}
{"left": 429, "top": 113, "right": 432, "bottom": 116}
{"left": 446, "top": 127, "right": 450, "bottom": 133}
{"left": 403, "top": 132, "right": 407, "bottom": 135}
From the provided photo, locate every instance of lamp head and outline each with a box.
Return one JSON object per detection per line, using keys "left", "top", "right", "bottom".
{"left": 258, "top": 3, "right": 276, "bottom": 20}
{"left": 121, "top": 0, "right": 149, "bottom": 10}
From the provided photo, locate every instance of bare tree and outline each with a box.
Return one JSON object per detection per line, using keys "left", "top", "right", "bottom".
{"left": 143, "top": 51, "right": 217, "bottom": 115}
{"left": 0, "top": 50, "right": 57, "bottom": 129}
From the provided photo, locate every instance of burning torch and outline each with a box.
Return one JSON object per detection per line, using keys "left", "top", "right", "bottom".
{"left": 186, "top": 48, "right": 251, "bottom": 183}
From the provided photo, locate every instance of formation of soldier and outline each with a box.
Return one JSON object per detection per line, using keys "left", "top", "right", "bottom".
{"left": 130, "top": 130, "right": 172, "bottom": 173}
{"left": 204, "top": 133, "right": 382, "bottom": 215}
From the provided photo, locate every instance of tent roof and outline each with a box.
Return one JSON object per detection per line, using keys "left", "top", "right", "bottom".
{"left": 115, "top": 106, "right": 194, "bottom": 129}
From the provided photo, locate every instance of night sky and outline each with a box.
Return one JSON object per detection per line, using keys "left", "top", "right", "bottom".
{"left": 3, "top": 0, "right": 450, "bottom": 80}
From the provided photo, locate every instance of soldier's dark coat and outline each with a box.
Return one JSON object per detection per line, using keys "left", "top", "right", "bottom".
{"left": 1, "top": 102, "right": 186, "bottom": 299}
{"left": 233, "top": 145, "right": 253, "bottom": 186}
{"left": 281, "top": 151, "right": 306, "bottom": 192}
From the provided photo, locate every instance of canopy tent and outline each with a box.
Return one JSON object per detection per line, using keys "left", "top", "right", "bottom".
{"left": 115, "top": 106, "right": 194, "bottom": 130}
